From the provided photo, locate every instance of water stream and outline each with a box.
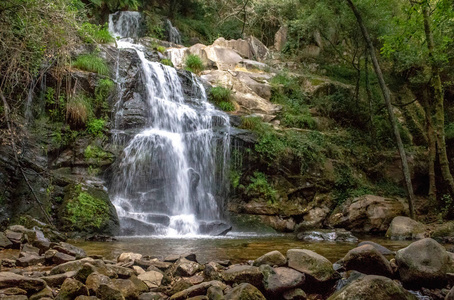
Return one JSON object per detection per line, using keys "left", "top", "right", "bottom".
{"left": 108, "top": 12, "right": 231, "bottom": 236}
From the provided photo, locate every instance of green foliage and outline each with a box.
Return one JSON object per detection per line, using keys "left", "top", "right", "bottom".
{"left": 229, "top": 170, "right": 242, "bottom": 189}
{"left": 185, "top": 54, "right": 204, "bottom": 74}
{"left": 66, "top": 94, "right": 92, "bottom": 128}
{"left": 240, "top": 116, "right": 266, "bottom": 131}
{"left": 45, "top": 87, "right": 66, "bottom": 121}
{"left": 86, "top": 118, "right": 106, "bottom": 137}
{"left": 72, "top": 54, "right": 110, "bottom": 76}
{"left": 218, "top": 101, "right": 235, "bottom": 112}
{"left": 65, "top": 185, "right": 109, "bottom": 230}
{"left": 156, "top": 46, "right": 166, "bottom": 54}
{"left": 333, "top": 166, "right": 371, "bottom": 204}
{"left": 246, "top": 172, "right": 277, "bottom": 203}
{"left": 440, "top": 194, "right": 454, "bottom": 220}
{"left": 84, "top": 145, "right": 110, "bottom": 161}
{"left": 78, "top": 22, "right": 114, "bottom": 44}
{"left": 210, "top": 86, "right": 235, "bottom": 111}
{"left": 94, "top": 78, "right": 114, "bottom": 116}
{"left": 160, "top": 59, "right": 174, "bottom": 67}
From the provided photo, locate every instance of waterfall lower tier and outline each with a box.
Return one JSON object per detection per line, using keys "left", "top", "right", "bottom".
{"left": 109, "top": 12, "right": 231, "bottom": 236}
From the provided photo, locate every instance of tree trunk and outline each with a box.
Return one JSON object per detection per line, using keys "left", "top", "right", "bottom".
{"left": 422, "top": 1, "right": 454, "bottom": 198}
{"left": 345, "top": 0, "right": 416, "bottom": 219}
{"left": 421, "top": 91, "right": 437, "bottom": 203}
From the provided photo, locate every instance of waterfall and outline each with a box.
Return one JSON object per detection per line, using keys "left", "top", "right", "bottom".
{"left": 165, "top": 19, "right": 182, "bottom": 45}
{"left": 109, "top": 12, "right": 231, "bottom": 236}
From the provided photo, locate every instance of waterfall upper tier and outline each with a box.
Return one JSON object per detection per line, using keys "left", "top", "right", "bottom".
{"left": 108, "top": 12, "right": 231, "bottom": 236}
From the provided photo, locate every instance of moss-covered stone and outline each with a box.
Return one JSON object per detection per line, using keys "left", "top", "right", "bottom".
{"left": 59, "top": 184, "right": 119, "bottom": 235}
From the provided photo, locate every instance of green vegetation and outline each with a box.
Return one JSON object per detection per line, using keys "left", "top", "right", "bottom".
{"left": 209, "top": 86, "right": 235, "bottom": 112}
{"left": 94, "top": 78, "right": 114, "bottom": 116}
{"left": 66, "top": 95, "right": 92, "bottom": 128}
{"left": 246, "top": 172, "right": 277, "bottom": 203}
{"left": 218, "top": 101, "right": 235, "bottom": 112}
{"left": 185, "top": 54, "right": 204, "bottom": 74}
{"left": 72, "top": 54, "right": 110, "bottom": 76}
{"left": 78, "top": 23, "right": 114, "bottom": 44}
{"left": 86, "top": 118, "right": 106, "bottom": 137}
{"left": 161, "top": 59, "right": 174, "bottom": 67}
{"left": 156, "top": 46, "right": 167, "bottom": 54}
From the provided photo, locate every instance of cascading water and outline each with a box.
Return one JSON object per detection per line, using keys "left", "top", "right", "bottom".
{"left": 109, "top": 12, "right": 231, "bottom": 236}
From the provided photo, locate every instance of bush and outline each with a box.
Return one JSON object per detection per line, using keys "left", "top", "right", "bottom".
{"left": 86, "top": 118, "right": 106, "bottom": 137}
{"left": 185, "top": 54, "right": 204, "bottom": 74}
{"left": 246, "top": 172, "right": 277, "bottom": 203}
{"left": 210, "top": 86, "right": 233, "bottom": 103}
{"left": 156, "top": 46, "right": 166, "bottom": 54}
{"left": 218, "top": 101, "right": 235, "bottom": 111}
{"left": 72, "top": 54, "right": 110, "bottom": 76}
{"left": 78, "top": 22, "right": 114, "bottom": 44}
{"left": 160, "top": 59, "right": 174, "bottom": 67}
{"left": 66, "top": 95, "right": 92, "bottom": 128}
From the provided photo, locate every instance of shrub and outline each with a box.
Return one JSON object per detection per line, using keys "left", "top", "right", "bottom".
{"left": 66, "top": 95, "right": 92, "bottom": 128}
{"left": 210, "top": 86, "right": 232, "bottom": 103}
{"left": 86, "top": 118, "right": 106, "bottom": 137}
{"left": 218, "top": 101, "right": 235, "bottom": 111}
{"left": 156, "top": 46, "right": 166, "bottom": 54}
{"left": 94, "top": 78, "right": 114, "bottom": 115}
{"left": 185, "top": 54, "right": 204, "bottom": 74}
{"left": 78, "top": 22, "right": 114, "bottom": 44}
{"left": 246, "top": 172, "right": 277, "bottom": 203}
{"left": 72, "top": 54, "right": 110, "bottom": 76}
{"left": 240, "top": 116, "right": 265, "bottom": 131}
{"left": 160, "top": 59, "right": 174, "bottom": 67}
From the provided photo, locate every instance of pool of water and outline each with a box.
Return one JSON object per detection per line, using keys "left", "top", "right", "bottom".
{"left": 71, "top": 232, "right": 414, "bottom": 263}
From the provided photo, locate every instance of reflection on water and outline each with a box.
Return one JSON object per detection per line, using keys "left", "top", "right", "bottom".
{"left": 72, "top": 232, "right": 414, "bottom": 264}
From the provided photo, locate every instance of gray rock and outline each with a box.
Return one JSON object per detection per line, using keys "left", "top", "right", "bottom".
{"left": 386, "top": 216, "right": 427, "bottom": 240}
{"left": 174, "top": 258, "right": 201, "bottom": 277}
{"left": 0, "top": 272, "right": 46, "bottom": 292}
{"left": 86, "top": 273, "right": 113, "bottom": 295}
{"left": 327, "top": 275, "right": 416, "bottom": 300}
{"left": 41, "top": 271, "right": 78, "bottom": 287}
{"left": 253, "top": 250, "right": 286, "bottom": 267}
{"left": 55, "top": 278, "right": 89, "bottom": 300}
{"left": 112, "top": 279, "right": 139, "bottom": 300}
{"left": 282, "top": 288, "right": 307, "bottom": 300}
{"left": 53, "top": 242, "right": 87, "bottom": 259}
{"left": 263, "top": 267, "right": 305, "bottom": 294}
{"left": 52, "top": 252, "right": 76, "bottom": 265}
{"left": 21, "top": 244, "right": 40, "bottom": 255}
{"left": 75, "top": 263, "right": 97, "bottom": 283}
{"left": 29, "top": 286, "right": 53, "bottom": 300}
{"left": 357, "top": 241, "right": 394, "bottom": 255}
{"left": 0, "top": 232, "right": 13, "bottom": 249}
{"left": 297, "top": 229, "right": 358, "bottom": 243}
{"left": 137, "top": 271, "right": 163, "bottom": 289}
{"left": 15, "top": 253, "right": 45, "bottom": 267}
{"left": 170, "top": 281, "right": 226, "bottom": 300}
{"left": 207, "top": 285, "right": 224, "bottom": 300}
{"left": 0, "top": 287, "right": 27, "bottom": 295}
{"left": 107, "top": 265, "right": 135, "bottom": 279}
{"left": 5, "top": 230, "right": 24, "bottom": 245}
{"left": 96, "top": 284, "right": 125, "bottom": 300}
{"left": 138, "top": 292, "right": 167, "bottom": 300}
{"left": 395, "top": 238, "right": 449, "bottom": 288}
{"left": 287, "top": 249, "right": 339, "bottom": 283}
{"left": 224, "top": 283, "right": 266, "bottom": 300}
{"left": 339, "top": 244, "right": 393, "bottom": 277}
{"left": 50, "top": 260, "right": 85, "bottom": 275}
{"left": 221, "top": 265, "right": 263, "bottom": 287}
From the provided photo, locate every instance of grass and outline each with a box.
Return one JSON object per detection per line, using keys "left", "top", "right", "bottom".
{"left": 66, "top": 95, "right": 92, "bottom": 128}
{"left": 218, "top": 101, "right": 235, "bottom": 111}
{"left": 160, "top": 59, "right": 174, "bottom": 67}
{"left": 72, "top": 54, "right": 110, "bottom": 76}
{"left": 78, "top": 22, "right": 115, "bottom": 44}
{"left": 210, "top": 86, "right": 235, "bottom": 111}
{"left": 185, "top": 54, "right": 204, "bottom": 74}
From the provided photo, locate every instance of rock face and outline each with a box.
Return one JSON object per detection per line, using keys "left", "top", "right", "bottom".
{"left": 328, "top": 195, "right": 407, "bottom": 233}
{"left": 328, "top": 275, "right": 416, "bottom": 300}
{"left": 339, "top": 244, "right": 393, "bottom": 277}
{"left": 385, "top": 216, "right": 427, "bottom": 240}
{"left": 395, "top": 238, "right": 450, "bottom": 288}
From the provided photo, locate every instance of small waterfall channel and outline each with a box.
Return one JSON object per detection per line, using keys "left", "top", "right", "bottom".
{"left": 108, "top": 12, "right": 231, "bottom": 237}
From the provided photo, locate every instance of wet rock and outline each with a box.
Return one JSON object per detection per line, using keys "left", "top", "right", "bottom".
{"left": 224, "top": 283, "right": 266, "bottom": 300}
{"left": 50, "top": 260, "right": 85, "bottom": 275}
{"left": 29, "top": 286, "right": 54, "bottom": 300}
{"left": 86, "top": 273, "right": 113, "bottom": 295}
{"left": 357, "top": 241, "right": 394, "bottom": 255}
{"left": 137, "top": 271, "right": 163, "bottom": 289}
{"left": 296, "top": 229, "right": 358, "bottom": 243}
{"left": 253, "top": 250, "right": 287, "bottom": 267}
{"left": 0, "top": 233, "right": 13, "bottom": 249}
{"left": 327, "top": 275, "right": 416, "bottom": 300}
{"left": 221, "top": 265, "right": 263, "bottom": 287}
{"left": 112, "top": 279, "right": 139, "bottom": 300}
{"left": 339, "top": 244, "right": 393, "bottom": 277}
{"left": 287, "top": 249, "right": 339, "bottom": 283}
{"left": 96, "top": 284, "right": 125, "bottom": 300}
{"left": 41, "top": 271, "right": 78, "bottom": 287}
{"left": 282, "top": 288, "right": 307, "bottom": 300}
{"left": 207, "top": 285, "right": 224, "bottom": 300}
{"left": 263, "top": 267, "right": 305, "bottom": 294}
{"left": 0, "top": 272, "right": 46, "bottom": 292}
{"left": 328, "top": 195, "right": 407, "bottom": 233}
{"left": 15, "top": 253, "right": 45, "bottom": 267}
{"left": 55, "top": 278, "right": 89, "bottom": 300}
{"left": 52, "top": 252, "right": 76, "bottom": 265}
{"left": 386, "top": 216, "right": 427, "bottom": 240}
{"left": 53, "top": 242, "right": 87, "bottom": 259}
{"left": 175, "top": 258, "right": 202, "bottom": 277}
{"left": 395, "top": 238, "right": 449, "bottom": 288}
{"left": 198, "top": 221, "right": 232, "bottom": 236}
{"left": 170, "top": 281, "right": 226, "bottom": 300}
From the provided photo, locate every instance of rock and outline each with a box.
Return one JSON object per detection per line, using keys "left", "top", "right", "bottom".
{"left": 5, "top": 230, "right": 24, "bottom": 245}
{"left": 446, "top": 286, "right": 454, "bottom": 300}
{"left": 282, "top": 288, "right": 307, "bottom": 300}
{"left": 253, "top": 250, "right": 287, "bottom": 267}
{"left": 207, "top": 285, "right": 224, "bottom": 300}
{"left": 53, "top": 242, "right": 87, "bottom": 259}
{"left": 274, "top": 26, "right": 288, "bottom": 52}
{"left": 21, "top": 244, "right": 40, "bottom": 255}
{"left": 75, "top": 263, "right": 97, "bottom": 283}
{"left": 287, "top": 249, "right": 339, "bottom": 283}
{"left": 198, "top": 221, "right": 232, "bottom": 236}
{"left": 29, "top": 286, "right": 54, "bottom": 300}
{"left": 296, "top": 229, "right": 358, "bottom": 243}
{"left": 204, "top": 46, "right": 243, "bottom": 71}
{"left": 86, "top": 272, "right": 113, "bottom": 295}
{"left": 96, "top": 284, "right": 125, "bottom": 300}
{"left": 112, "top": 279, "right": 139, "bottom": 300}
{"left": 137, "top": 271, "right": 163, "bottom": 289}
{"left": 107, "top": 265, "right": 135, "bottom": 278}
{"left": 212, "top": 37, "right": 251, "bottom": 59}
{"left": 395, "top": 238, "right": 449, "bottom": 288}
{"left": 339, "top": 245, "right": 393, "bottom": 277}
{"left": 0, "top": 232, "right": 13, "bottom": 249}
{"left": 328, "top": 275, "right": 416, "bottom": 300}
{"left": 53, "top": 252, "right": 76, "bottom": 264}
{"left": 175, "top": 258, "right": 202, "bottom": 277}
{"left": 129, "top": 275, "right": 149, "bottom": 294}
{"left": 75, "top": 297, "right": 99, "bottom": 300}
{"left": 328, "top": 195, "right": 407, "bottom": 233}
{"left": 15, "top": 253, "right": 45, "bottom": 267}
{"left": 432, "top": 221, "right": 454, "bottom": 243}
{"left": 0, "top": 272, "right": 46, "bottom": 292}
{"left": 263, "top": 267, "right": 305, "bottom": 294}
{"left": 224, "top": 283, "right": 266, "bottom": 300}
{"left": 138, "top": 292, "right": 166, "bottom": 300}
{"left": 0, "top": 295, "right": 28, "bottom": 300}
{"left": 56, "top": 278, "right": 89, "bottom": 300}
{"left": 1, "top": 259, "right": 15, "bottom": 268}
{"left": 118, "top": 252, "right": 143, "bottom": 263}
{"left": 133, "top": 266, "right": 145, "bottom": 275}
{"left": 386, "top": 216, "right": 427, "bottom": 240}
{"left": 221, "top": 265, "right": 263, "bottom": 287}
{"left": 41, "top": 271, "right": 78, "bottom": 287}
{"left": 0, "top": 287, "right": 27, "bottom": 296}
{"left": 170, "top": 281, "right": 226, "bottom": 300}
{"left": 357, "top": 241, "right": 394, "bottom": 255}
{"left": 50, "top": 260, "right": 85, "bottom": 275}
{"left": 247, "top": 36, "right": 269, "bottom": 62}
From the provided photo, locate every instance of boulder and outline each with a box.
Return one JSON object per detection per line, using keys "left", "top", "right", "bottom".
{"left": 174, "top": 258, "right": 202, "bottom": 277}
{"left": 21, "top": 244, "right": 40, "bottom": 255}
{"left": 247, "top": 36, "right": 269, "bottom": 62}
{"left": 52, "top": 252, "right": 76, "bottom": 265}
{"left": 30, "top": 286, "right": 54, "bottom": 300}
{"left": 5, "top": 230, "right": 24, "bottom": 245}
{"left": 112, "top": 279, "right": 140, "bottom": 300}
{"left": 15, "top": 253, "right": 45, "bottom": 267}
{"left": 170, "top": 281, "right": 226, "bottom": 300}
{"left": 96, "top": 284, "right": 125, "bottom": 300}
{"left": 328, "top": 195, "right": 407, "bottom": 233}
{"left": 221, "top": 265, "right": 263, "bottom": 287}
{"left": 53, "top": 242, "right": 87, "bottom": 259}
{"left": 0, "top": 272, "right": 46, "bottom": 292}
{"left": 430, "top": 221, "right": 454, "bottom": 243}
{"left": 86, "top": 272, "right": 113, "bottom": 295}
{"left": 50, "top": 260, "right": 86, "bottom": 275}
{"left": 253, "top": 250, "right": 287, "bottom": 267}
{"left": 357, "top": 241, "right": 394, "bottom": 255}
{"left": 328, "top": 275, "right": 416, "bottom": 300}
{"left": 0, "top": 232, "right": 13, "bottom": 249}
{"left": 282, "top": 288, "right": 307, "bottom": 300}
{"left": 213, "top": 37, "right": 251, "bottom": 59}
{"left": 287, "top": 249, "right": 339, "bottom": 283}
{"left": 0, "top": 287, "right": 27, "bottom": 296}
{"left": 198, "top": 221, "right": 232, "bottom": 236}
{"left": 204, "top": 46, "right": 243, "bottom": 71}
{"left": 41, "top": 271, "right": 78, "bottom": 287}
{"left": 56, "top": 278, "right": 89, "bottom": 300}
{"left": 224, "top": 283, "right": 266, "bottom": 300}
{"left": 118, "top": 252, "right": 143, "bottom": 263}
{"left": 386, "top": 216, "right": 427, "bottom": 240}
{"left": 137, "top": 271, "right": 163, "bottom": 289}
{"left": 274, "top": 26, "right": 288, "bottom": 52}
{"left": 395, "top": 238, "right": 449, "bottom": 288}
{"left": 339, "top": 244, "right": 393, "bottom": 277}
{"left": 262, "top": 267, "right": 305, "bottom": 294}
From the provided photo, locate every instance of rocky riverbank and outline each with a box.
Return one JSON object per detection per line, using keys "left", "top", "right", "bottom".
{"left": 1, "top": 225, "right": 454, "bottom": 299}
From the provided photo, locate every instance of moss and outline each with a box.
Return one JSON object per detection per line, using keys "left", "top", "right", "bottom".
{"left": 84, "top": 145, "right": 114, "bottom": 166}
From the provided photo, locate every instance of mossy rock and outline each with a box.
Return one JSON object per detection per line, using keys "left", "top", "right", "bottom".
{"left": 432, "top": 221, "right": 454, "bottom": 242}
{"left": 59, "top": 184, "right": 119, "bottom": 235}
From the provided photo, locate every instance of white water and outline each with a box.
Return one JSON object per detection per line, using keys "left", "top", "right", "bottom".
{"left": 109, "top": 12, "right": 231, "bottom": 236}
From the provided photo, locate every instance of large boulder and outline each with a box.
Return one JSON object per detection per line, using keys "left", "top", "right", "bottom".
{"left": 274, "top": 26, "right": 289, "bottom": 52}
{"left": 221, "top": 265, "right": 264, "bottom": 287}
{"left": 169, "top": 281, "right": 226, "bottom": 300}
{"left": 430, "top": 221, "right": 454, "bottom": 243}
{"left": 56, "top": 278, "right": 89, "bottom": 300}
{"left": 328, "top": 275, "right": 416, "bottom": 300}
{"left": 0, "top": 272, "right": 46, "bottom": 292}
{"left": 385, "top": 216, "right": 427, "bottom": 240}
{"left": 253, "top": 250, "right": 287, "bottom": 267}
{"left": 137, "top": 271, "right": 163, "bottom": 289}
{"left": 395, "top": 238, "right": 450, "bottom": 288}
{"left": 224, "top": 283, "right": 266, "bottom": 300}
{"left": 328, "top": 195, "right": 407, "bottom": 233}
{"left": 338, "top": 244, "right": 393, "bottom": 277}
{"left": 262, "top": 267, "right": 305, "bottom": 294}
